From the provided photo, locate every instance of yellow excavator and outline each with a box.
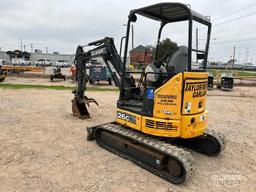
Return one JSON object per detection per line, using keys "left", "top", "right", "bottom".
{"left": 72, "top": 3, "right": 225, "bottom": 184}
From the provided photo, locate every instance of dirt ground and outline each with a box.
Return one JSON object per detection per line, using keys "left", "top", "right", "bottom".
{"left": 0, "top": 87, "right": 256, "bottom": 192}
{"left": 4, "top": 76, "right": 114, "bottom": 88}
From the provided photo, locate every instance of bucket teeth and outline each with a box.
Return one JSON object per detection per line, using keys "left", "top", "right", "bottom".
{"left": 84, "top": 96, "right": 99, "bottom": 106}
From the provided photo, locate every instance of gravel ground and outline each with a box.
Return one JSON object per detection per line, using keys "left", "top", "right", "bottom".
{"left": 3, "top": 76, "right": 115, "bottom": 88}
{"left": 0, "top": 88, "right": 256, "bottom": 192}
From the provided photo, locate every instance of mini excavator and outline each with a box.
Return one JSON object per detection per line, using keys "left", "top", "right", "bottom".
{"left": 72, "top": 3, "right": 226, "bottom": 184}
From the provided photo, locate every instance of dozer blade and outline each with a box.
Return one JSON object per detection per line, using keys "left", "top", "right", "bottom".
{"left": 72, "top": 97, "right": 98, "bottom": 119}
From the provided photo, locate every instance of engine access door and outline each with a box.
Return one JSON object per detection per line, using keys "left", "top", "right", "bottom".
{"left": 182, "top": 72, "right": 208, "bottom": 115}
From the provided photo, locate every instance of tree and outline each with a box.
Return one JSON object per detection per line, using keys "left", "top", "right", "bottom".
{"left": 152, "top": 38, "right": 178, "bottom": 62}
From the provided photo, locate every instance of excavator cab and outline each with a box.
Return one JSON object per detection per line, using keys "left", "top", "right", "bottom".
{"left": 116, "top": 3, "right": 212, "bottom": 138}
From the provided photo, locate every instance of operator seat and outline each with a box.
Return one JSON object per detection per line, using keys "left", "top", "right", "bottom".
{"left": 167, "top": 46, "right": 188, "bottom": 74}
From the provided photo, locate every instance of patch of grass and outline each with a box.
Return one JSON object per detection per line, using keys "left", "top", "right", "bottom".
{"left": 0, "top": 83, "right": 118, "bottom": 91}
{"left": 207, "top": 69, "right": 256, "bottom": 77}
{"left": 237, "top": 71, "right": 256, "bottom": 77}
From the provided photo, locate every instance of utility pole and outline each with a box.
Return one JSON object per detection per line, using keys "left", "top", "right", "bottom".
{"left": 23, "top": 45, "right": 27, "bottom": 52}
{"left": 232, "top": 45, "right": 236, "bottom": 68}
{"left": 30, "top": 44, "right": 33, "bottom": 53}
{"left": 245, "top": 48, "right": 249, "bottom": 64}
{"left": 20, "top": 38, "right": 23, "bottom": 51}
{"left": 196, "top": 28, "right": 198, "bottom": 63}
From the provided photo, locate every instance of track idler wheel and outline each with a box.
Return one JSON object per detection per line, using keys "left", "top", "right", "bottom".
{"left": 171, "top": 130, "right": 225, "bottom": 156}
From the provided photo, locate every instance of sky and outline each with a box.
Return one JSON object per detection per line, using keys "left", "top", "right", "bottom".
{"left": 0, "top": 0, "right": 256, "bottom": 64}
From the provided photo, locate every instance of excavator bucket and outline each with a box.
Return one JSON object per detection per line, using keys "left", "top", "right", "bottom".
{"left": 72, "top": 97, "right": 98, "bottom": 119}
{"left": 72, "top": 99, "right": 90, "bottom": 119}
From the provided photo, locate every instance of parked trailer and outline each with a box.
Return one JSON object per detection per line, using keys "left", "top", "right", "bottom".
{"left": 89, "top": 65, "right": 112, "bottom": 85}
{"left": 218, "top": 74, "right": 234, "bottom": 91}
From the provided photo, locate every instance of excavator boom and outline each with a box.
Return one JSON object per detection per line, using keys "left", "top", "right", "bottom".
{"left": 72, "top": 37, "right": 135, "bottom": 118}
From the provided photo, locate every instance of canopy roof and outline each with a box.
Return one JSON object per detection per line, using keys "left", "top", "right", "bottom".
{"left": 130, "top": 3, "right": 211, "bottom": 25}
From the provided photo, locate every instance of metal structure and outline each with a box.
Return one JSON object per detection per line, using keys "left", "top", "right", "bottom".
{"left": 218, "top": 74, "right": 234, "bottom": 91}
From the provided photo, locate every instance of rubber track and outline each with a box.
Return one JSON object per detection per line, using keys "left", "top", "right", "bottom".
{"left": 205, "top": 129, "right": 226, "bottom": 152}
{"left": 95, "top": 123, "right": 195, "bottom": 184}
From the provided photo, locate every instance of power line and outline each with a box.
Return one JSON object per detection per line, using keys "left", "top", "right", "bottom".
{"left": 212, "top": 25, "right": 256, "bottom": 35}
{"left": 213, "top": 2, "right": 256, "bottom": 21}
{"left": 212, "top": 38, "right": 256, "bottom": 44}
{"left": 214, "top": 29, "right": 256, "bottom": 39}
{"left": 214, "top": 10, "right": 256, "bottom": 27}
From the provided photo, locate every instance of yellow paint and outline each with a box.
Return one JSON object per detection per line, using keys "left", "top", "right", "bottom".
{"left": 115, "top": 71, "right": 209, "bottom": 139}
{"left": 116, "top": 109, "right": 141, "bottom": 131}
{"left": 182, "top": 79, "right": 207, "bottom": 115}
{"left": 141, "top": 116, "right": 181, "bottom": 137}
{"left": 180, "top": 110, "right": 208, "bottom": 138}
{"left": 154, "top": 73, "right": 182, "bottom": 120}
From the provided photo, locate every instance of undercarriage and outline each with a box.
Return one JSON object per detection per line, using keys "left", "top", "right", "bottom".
{"left": 87, "top": 122, "right": 225, "bottom": 184}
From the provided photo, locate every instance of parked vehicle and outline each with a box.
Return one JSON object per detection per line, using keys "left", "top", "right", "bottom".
{"left": 89, "top": 65, "right": 112, "bottom": 85}
{"left": 55, "top": 60, "right": 69, "bottom": 67}
{"left": 0, "top": 59, "right": 5, "bottom": 65}
{"left": 35, "top": 59, "right": 52, "bottom": 66}
{"left": 11, "top": 58, "right": 31, "bottom": 66}
{"left": 50, "top": 66, "right": 66, "bottom": 81}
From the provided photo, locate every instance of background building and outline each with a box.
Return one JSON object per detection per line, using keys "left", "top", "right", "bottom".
{"left": 130, "top": 45, "right": 153, "bottom": 69}
{"left": 0, "top": 50, "right": 75, "bottom": 65}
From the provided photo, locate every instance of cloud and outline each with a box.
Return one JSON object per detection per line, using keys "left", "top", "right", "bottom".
{"left": 0, "top": 0, "right": 255, "bottom": 64}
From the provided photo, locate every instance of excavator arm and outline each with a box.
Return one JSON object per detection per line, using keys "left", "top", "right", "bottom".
{"left": 86, "top": 37, "right": 123, "bottom": 88}
{"left": 72, "top": 37, "right": 135, "bottom": 118}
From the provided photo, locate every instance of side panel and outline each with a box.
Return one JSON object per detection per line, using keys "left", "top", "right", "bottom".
{"left": 182, "top": 72, "right": 208, "bottom": 115}
{"left": 153, "top": 73, "right": 183, "bottom": 120}
{"left": 181, "top": 110, "right": 208, "bottom": 138}
{"left": 116, "top": 109, "right": 142, "bottom": 131}
{"left": 181, "top": 72, "right": 208, "bottom": 138}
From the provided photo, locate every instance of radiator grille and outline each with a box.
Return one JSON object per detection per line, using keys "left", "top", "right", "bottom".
{"left": 145, "top": 119, "right": 177, "bottom": 130}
